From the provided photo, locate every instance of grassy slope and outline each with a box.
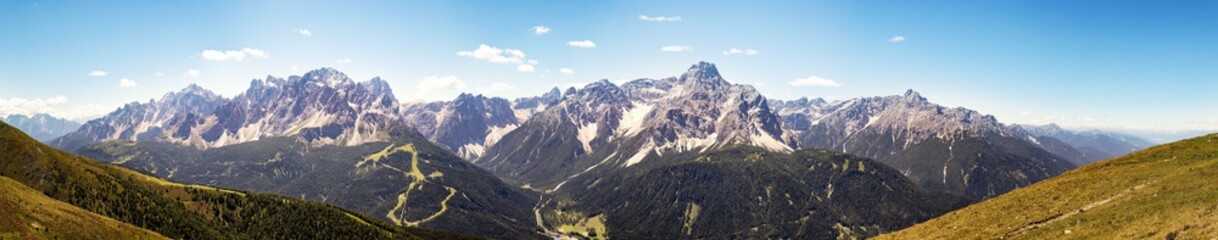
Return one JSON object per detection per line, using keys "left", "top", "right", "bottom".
{"left": 0, "top": 176, "right": 166, "bottom": 240}
{"left": 877, "top": 133, "right": 1218, "bottom": 239}
{"left": 0, "top": 121, "right": 474, "bottom": 240}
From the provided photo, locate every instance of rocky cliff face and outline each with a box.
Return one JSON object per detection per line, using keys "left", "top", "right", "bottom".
{"left": 478, "top": 62, "right": 796, "bottom": 189}
{"left": 52, "top": 84, "right": 226, "bottom": 151}
{"left": 55, "top": 68, "right": 402, "bottom": 150}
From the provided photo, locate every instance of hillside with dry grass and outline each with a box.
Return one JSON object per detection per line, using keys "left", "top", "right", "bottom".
{"left": 877, "top": 133, "right": 1218, "bottom": 239}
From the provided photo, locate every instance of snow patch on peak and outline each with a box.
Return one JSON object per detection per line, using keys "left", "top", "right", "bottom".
{"left": 577, "top": 122, "right": 599, "bottom": 153}
{"left": 615, "top": 102, "right": 653, "bottom": 137}
{"left": 485, "top": 124, "right": 518, "bottom": 147}
{"left": 458, "top": 143, "right": 486, "bottom": 160}
{"left": 1026, "top": 135, "right": 1041, "bottom": 145}
{"left": 623, "top": 140, "right": 656, "bottom": 167}
{"left": 657, "top": 133, "right": 719, "bottom": 154}
{"left": 750, "top": 130, "right": 793, "bottom": 152}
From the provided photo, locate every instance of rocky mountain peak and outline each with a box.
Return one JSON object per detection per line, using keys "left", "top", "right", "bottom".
{"left": 680, "top": 61, "right": 727, "bottom": 87}
{"left": 902, "top": 89, "right": 926, "bottom": 102}
{"left": 163, "top": 84, "right": 220, "bottom": 101}
{"left": 543, "top": 87, "right": 562, "bottom": 99}
{"left": 181, "top": 84, "right": 209, "bottom": 94}
{"left": 300, "top": 67, "right": 354, "bottom": 87}
{"left": 362, "top": 76, "right": 393, "bottom": 95}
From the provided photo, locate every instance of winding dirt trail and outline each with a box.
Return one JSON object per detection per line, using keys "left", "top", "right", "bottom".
{"left": 365, "top": 143, "right": 459, "bottom": 227}
{"left": 1003, "top": 180, "right": 1157, "bottom": 239}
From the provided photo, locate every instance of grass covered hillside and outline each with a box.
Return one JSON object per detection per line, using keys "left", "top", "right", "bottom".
{"left": 0, "top": 176, "right": 166, "bottom": 239}
{"left": 878, "top": 133, "right": 1218, "bottom": 239}
{"left": 0, "top": 121, "right": 473, "bottom": 240}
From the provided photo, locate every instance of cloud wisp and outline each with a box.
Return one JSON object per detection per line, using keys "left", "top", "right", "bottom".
{"left": 531, "top": 26, "right": 551, "bottom": 35}
{"left": 457, "top": 44, "right": 539, "bottom": 72}
{"left": 889, "top": 35, "right": 906, "bottom": 43}
{"left": 118, "top": 78, "right": 139, "bottom": 88}
{"left": 567, "top": 40, "right": 597, "bottom": 48}
{"left": 660, "top": 45, "right": 693, "bottom": 52}
{"left": 200, "top": 48, "right": 269, "bottom": 61}
{"left": 639, "top": 15, "right": 682, "bottom": 22}
{"left": 722, "top": 48, "right": 759, "bottom": 56}
{"left": 788, "top": 76, "right": 841, "bottom": 87}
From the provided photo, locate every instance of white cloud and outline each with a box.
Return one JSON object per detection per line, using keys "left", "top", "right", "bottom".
{"left": 200, "top": 48, "right": 270, "bottom": 61}
{"left": 639, "top": 15, "right": 682, "bottom": 22}
{"left": 567, "top": 40, "right": 597, "bottom": 48}
{"left": 456, "top": 44, "right": 538, "bottom": 72}
{"left": 889, "top": 35, "right": 906, "bottom": 43}
{"left": 412, "top": 75, "right": 467, "bottom": 100}
{"left": 722, "top": 48, "right": 759, "bottom": 56}
{"left": 458, "top": 44, "right": 527, "bottom": 63}
{"left": 118, "top": 78, "right": 139, "bottom": 88}
{"left": 1077, "top": 117, "right": 1099, "bottom": 122}
{"left": 531, "top": 26, "right": 551, "bottom": 35}
{"left": 787, "top": 76, "right": 841, "bottom": 87}
{"left": 559, "top": 68, "right": 575, "bottom": 74}
{"left": 0, "top": 96, "right": 67, "bottom": 117}
{"left": 419, "top": 75, "right": 466, "bottom": 91}
{"left": 184, "top": 69, "right": 200, "bottom": 77}
{"left": 517, "top": 64, "right": 536, "bottom": 72}
{"left": 1020, "top": 111, "right": 1033, "bottom": 116}
{"left": 335, "top": 59, "right": 353, "bottom": 64}
{"left": 88, "top": 70, "right": 108, "bottom": 77}
{"left": 59, "top": 104, "right": 111, "bottom": 122}
{"left": 0, "top": 96, "right": 111, "bottom": 122}
{"left": 477, "top": 82, "right": 518, "bottom": 95}
{"left": 660, "top": 45, "right": 693, "bottom": 52}
{"left": 297, "top": 28, "right": 313, "bottom": 36}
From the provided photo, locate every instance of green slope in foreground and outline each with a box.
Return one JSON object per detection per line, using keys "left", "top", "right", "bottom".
{"left": 0, "top": 176, "right": 166, "bottom": 239}
{"left": 878, "top": 133, "right": 1218, "bottom": 239}
{"left": 0, "top": 121, "right": 473, "bottom": 240}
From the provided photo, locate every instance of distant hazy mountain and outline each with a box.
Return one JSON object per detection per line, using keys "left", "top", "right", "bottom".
{"left": 878, "top": 134, "right": 1218, "bottom": 239}
{"left": 3, "top": 113, "right": 80, "bottom": 141}
{"left": 772, "top": 90, "right": 1075, "bottom": 199}
{"left": 1020, "top": 123, "right": 1154, "bottom": 163}
{"left": 1106, "top": 128, "right": 1212, "bottom": 144}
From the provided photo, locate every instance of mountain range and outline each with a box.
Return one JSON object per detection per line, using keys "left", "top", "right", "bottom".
{"left": 58, "top": 69, "right": 542, "bottom": 239}
{"left": 1019, "top": 123, "right": 1154, "bottom": 164}
{"left": 3, "top": 113, "right": 80, "bottom": 141}
{"left": 33, "top": 61, "right": 1169, "bottom": 238}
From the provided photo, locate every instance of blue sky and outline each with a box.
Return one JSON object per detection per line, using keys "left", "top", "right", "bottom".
{"left": 0, "top": 0, "right": 1215, "bottom": 132}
